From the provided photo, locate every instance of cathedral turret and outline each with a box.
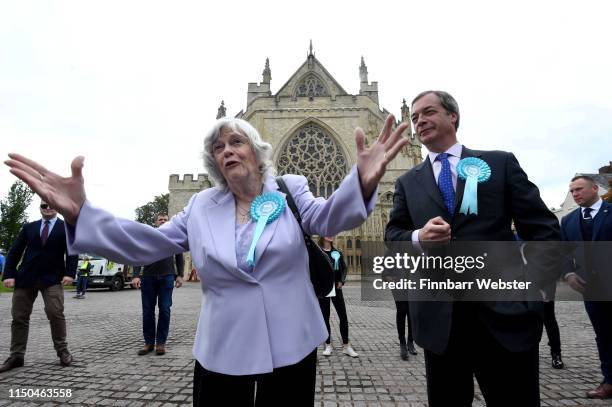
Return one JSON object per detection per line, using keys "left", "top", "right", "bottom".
{"left": 216, "top": 100, "right": 226, "bottom": 119}
{"left": 401, "top": 99, "right": 414, "bottom": 138}
{"left": 359, "top": 56, "right": 379, "bottom": 105}
{"left": 359, "top": 56, "right": 368, "bottom": 83}
{"left": 307, "top": 40, "right": 315, "bottom": 69}
{"left": 401, "top": 99, "right": 409, "bottom": 122}
{"left": 247, "top": 58, "right": 272, "bottom": 106}
{"left": 262, "top": 58, "right": 271, "bottom": 84}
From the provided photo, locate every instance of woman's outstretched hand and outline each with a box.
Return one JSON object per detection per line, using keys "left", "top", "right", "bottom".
{"left": 5, "top": 154, "right": 86, "bottom": 225}
{"left": 356, "top": 115, "right": 410, "bottom": 199}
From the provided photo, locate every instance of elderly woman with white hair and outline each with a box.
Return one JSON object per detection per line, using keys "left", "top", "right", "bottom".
{"left": 5, "top": 115, "right": 409, "bottom": 405}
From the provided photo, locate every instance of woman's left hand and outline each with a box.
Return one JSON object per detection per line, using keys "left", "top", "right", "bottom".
{"left": 356, "top": 115, "right": 410, "bottom": 199}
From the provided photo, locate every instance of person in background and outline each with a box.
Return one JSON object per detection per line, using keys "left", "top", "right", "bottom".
{"left": 513, "top": 224, "right": 564, "bottom": 370}
{"left": 561, "top": 175, "right": 612, "bottom": 399}
{"left": 75, "top": 255, "right": 92, "bottom": 299}
{"left": 393, "top": 299, "right": 417, "bottom": 361}
{"left": 542, "top": 288, "right": 564, "bottom": 369}
{"left": 317, "top": 236, "right": 358, "bottom": 358}
{"left": 0, "top": 249, "right": 6, "bottom": 273}
{"left": 0, "top": 201, "right": 78, "bottom": 372}
{"left": 131, "top": 213, "right": 185, "bottom": 356}
{"left": 382, "top": 251, "right": 418, "bottom": 361}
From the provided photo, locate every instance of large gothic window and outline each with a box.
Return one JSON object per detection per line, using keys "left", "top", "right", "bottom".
{"left": 277, "top": 123, "right": 347, "bottom": 198}
{"left": 295, "top": 74, "right": 329, "bottom": 98}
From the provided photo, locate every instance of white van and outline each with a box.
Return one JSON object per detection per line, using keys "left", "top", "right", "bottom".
{"left": 77, "top": 254, "right": 134, "bottom": 291}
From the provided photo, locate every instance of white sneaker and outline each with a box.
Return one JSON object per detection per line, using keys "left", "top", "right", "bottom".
{"left": 322, "top": 344, "right": 333, "bottom": 356}
{"left": 342, "top": 346, "right": 359, "bottom": 357}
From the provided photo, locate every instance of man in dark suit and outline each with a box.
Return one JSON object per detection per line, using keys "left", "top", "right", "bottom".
{"left": 385, "top": 91, "right": 560, "bottom": 406}
{"left": 0, "top": 201, "right": 78, "bottom": 372}
{"left": 561, "top": 175, "right": 612, "bottom": 399}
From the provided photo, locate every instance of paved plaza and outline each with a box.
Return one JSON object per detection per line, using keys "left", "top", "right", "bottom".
{"left": 0, "top": 282, "right": 610, "bottom": 406}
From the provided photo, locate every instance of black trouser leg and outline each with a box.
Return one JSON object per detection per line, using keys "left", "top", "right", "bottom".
{"left": 331, "top": 289, "right": 349, "bottom": 344}
{"left": 543, "top": 301, "right": 561, "bottom": 355}
{"left": 318, "top": 297, "right": 331, "bottom": 344}
{"left": 406, "top": 301, "right": 414, "bottom": 343}
{"left": 395, "top": 301, "right": 409, "bottom": 344}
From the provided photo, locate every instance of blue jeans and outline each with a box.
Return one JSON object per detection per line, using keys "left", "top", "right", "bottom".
{"left": 76, "top": 275, "right": 88, "bottom": 294}
{"left": 140, "top": 274, "right": 175, "bottom": 345}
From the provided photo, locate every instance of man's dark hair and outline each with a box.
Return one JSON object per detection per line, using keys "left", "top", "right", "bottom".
{"left": 156, "top": 213, "right": 169, "bottom": 220}
{"left": 571, "top": 175, "right": 597, "bottom": 185}
{"left": 411, "top": 90, "right": 460, "bottom": 130}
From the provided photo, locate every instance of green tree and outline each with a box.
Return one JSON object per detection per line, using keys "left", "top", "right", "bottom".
{"left": 0, "top": 181, "right": 34, "bottom": 251}
{"left": 135, "top": 193, "right": 169, "bottom": 226}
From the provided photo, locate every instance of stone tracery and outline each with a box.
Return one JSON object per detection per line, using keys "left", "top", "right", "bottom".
{"left": 277, "top": 123, "right": 347, "bottom": 198}
{"left": 295, "top": 74, "right": 329, "bottom": 98}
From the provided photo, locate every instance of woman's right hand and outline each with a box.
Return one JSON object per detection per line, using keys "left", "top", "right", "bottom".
{"left": 4, "top": 153, "right": 86, "bottom": 225}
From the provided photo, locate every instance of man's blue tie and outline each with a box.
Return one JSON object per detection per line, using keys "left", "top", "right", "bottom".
{"left": 436, "top": 153, "right": 455, "bottom": 215}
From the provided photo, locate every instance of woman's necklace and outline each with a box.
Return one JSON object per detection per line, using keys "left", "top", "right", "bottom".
{"left": 236, "top": 203, "right": 251, "bottom": 223}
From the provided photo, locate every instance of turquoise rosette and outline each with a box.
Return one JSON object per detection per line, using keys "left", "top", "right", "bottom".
{"left": 456, "top": 157, "right": 491, "bottom": 215}
{"left": 330, "top": 250, "right": 341, "bottom": 271}
{"left": 246, "top": 192, "right": 286, "bottom": 267}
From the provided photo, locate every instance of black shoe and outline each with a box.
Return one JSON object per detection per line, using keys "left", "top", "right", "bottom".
{"left": 0, "top": 356, "right": 24, "bottom": 373}
{"left": 59, "top": 351, "right": 73, "bottom": 367}
{"left": 407, "top": 341, "right": 418, "bottom": 355}
{"left": 400, "top": 344, "right": 409, "bottom": 361}
{"left": 551, "top": 353, "right": 564, "bottom": 369}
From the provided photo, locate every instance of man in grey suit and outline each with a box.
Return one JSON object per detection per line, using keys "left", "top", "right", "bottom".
{"left": 386, "top": 91, "right": 560, "bottom": 406}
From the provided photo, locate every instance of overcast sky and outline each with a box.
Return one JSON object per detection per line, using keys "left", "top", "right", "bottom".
{"left": 1, "top": 0, "right": 611, "bottom": 222}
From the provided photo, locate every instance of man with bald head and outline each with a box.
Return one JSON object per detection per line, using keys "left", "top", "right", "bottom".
{"left": 561, "top": 175, "right": 612, "bottom": 399}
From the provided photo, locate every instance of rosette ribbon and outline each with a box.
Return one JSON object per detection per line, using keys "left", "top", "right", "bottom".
{"left": 456, "top": 157, "right": 491, "bottom": 215}
{"left": 330, "top": 250, "right": 341, "bottom": 271}
{"left": 246, "top": 192, "right": 285, "bottom": 267}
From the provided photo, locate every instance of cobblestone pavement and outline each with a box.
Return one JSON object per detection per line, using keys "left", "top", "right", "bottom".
{"left": 0, "top": 282, "right": 610, "bottom": 406}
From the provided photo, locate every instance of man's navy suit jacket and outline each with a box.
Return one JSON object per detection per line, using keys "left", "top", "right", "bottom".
{"left": 3, "top": 219, "right": 78, "bottom": 288}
